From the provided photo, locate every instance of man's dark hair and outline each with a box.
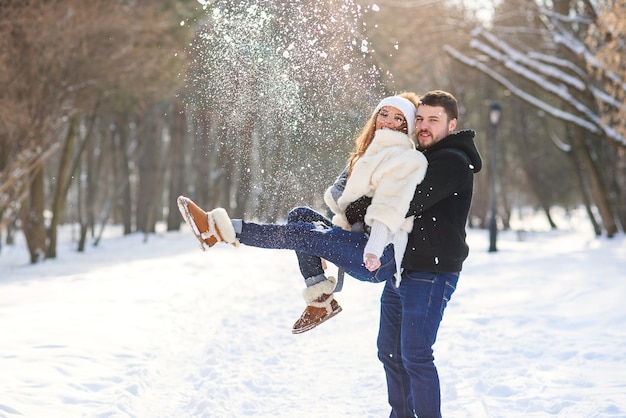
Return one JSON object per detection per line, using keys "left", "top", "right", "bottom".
{"left": 419, "top": 90, "right": 459, "bottom": 121}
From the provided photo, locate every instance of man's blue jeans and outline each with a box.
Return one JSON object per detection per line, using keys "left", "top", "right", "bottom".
{"left": 377, "top": 271, "right": 459, "bottom": 418}
{"left": 238, "top": 207, "right": 396, "bottom": 283}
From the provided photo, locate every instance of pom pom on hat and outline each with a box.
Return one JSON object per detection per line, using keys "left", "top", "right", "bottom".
{"left": 373, "top": 96, "right": 416, "bottom": 136}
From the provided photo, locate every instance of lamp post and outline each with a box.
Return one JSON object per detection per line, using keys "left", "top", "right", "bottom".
{"left": 488, "top": 102, "right": 501, "bottom": 253}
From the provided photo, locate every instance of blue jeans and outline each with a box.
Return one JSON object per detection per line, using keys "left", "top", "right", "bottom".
{"left": 238, "top": 207, "right": 396, "bottom": 283}
{"left": 377, "top": 271, "right": 459, "bottom": 418}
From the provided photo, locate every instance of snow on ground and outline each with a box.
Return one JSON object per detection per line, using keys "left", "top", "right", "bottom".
{"left": 0, "top": 212, "right": 625, "bottom": 418}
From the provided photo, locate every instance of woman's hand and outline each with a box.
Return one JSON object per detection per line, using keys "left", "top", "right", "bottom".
{"left": 364, "top": 253, "right": 381, "bottom": 271}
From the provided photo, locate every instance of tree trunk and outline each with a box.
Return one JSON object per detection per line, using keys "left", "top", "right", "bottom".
{"left": 114, "top": 116, "right": 133, "bottom": 235}
{"left": 190, "top": 110, "right": 211, "bottom": 206}
{"left": 21, "top": 167, "right": 47, "bottom": 263}
{"left": 77, "top": 152, "right": 88, "bottom": 253}
{"left": 84, "top": 121, "right": 102, "bottom": 240}
{"left": 571, "top": 130, "right": 618, "bottom": 237}
{"left": 136, "top": 106, "right": 161, "bottom": 234}
{"left": 234, "top": 116, "right": 253, "bottom": 219}
{"left": 47, "top": 116, "right": 77, "bottom": 258}
{"left": 167, "top": 99, "right": 187, "bottom": 231}
{"left": 616, "top": 148, "right": 626, "bottom": 231}
{"left": 567, "top": 143, "right": 602, "bottom": 236}
{"left": 210, "top": 127, "right": 232, "bottom": 211}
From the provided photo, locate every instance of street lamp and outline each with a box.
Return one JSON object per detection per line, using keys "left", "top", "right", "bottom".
{"left": 488, "top": 102, "right": 501, "bottom": 252}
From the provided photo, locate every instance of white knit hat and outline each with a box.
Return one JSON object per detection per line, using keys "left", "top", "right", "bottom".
{"left": 373, "top": 96, "right": 416, "bottom": 136}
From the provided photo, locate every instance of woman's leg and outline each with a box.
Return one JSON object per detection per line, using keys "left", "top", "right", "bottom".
{"left": 239, "top": 208, "right": 397, "bottom": 334}
{"left": 178, "top": 197, "right": 395, "bottom": 333}
{"left": 238, "top": 218, "right": 395, "bottom": 283}
{"left": 179, "top": 196, "right": 395, "bottom": 283}
{"left": 286, "top": 207, "right": 332, "bottom": 281}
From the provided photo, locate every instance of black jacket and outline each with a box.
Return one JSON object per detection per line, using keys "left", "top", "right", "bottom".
{"left": 346, "top": 129, "right": 482, "bottom": 273}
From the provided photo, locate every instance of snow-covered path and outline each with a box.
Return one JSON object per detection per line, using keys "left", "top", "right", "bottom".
{"left": 1, "top": 223, "right": 625, "bottom": 417}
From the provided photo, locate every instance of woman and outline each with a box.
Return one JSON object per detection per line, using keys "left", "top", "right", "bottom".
{"left": 177, "top": 94, "right": 428, "bottom": 333}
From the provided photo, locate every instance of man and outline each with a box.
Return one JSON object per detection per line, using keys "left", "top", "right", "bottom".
{"left": 346, "top": 90, "right": 482, "bottom": 417}
{"left": 177, "top": 90, "right": 481, "bottom": 417}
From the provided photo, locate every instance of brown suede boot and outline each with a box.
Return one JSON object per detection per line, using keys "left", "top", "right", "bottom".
{"left": 177, "top": 196, "right": 239, "bottom": 251}
{"left": 292, "top": 277, "right": 342, "bottom": 334}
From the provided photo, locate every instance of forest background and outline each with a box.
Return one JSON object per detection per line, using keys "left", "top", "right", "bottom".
{"left": 0, "top": 0, "right": 624, "bottom": 263}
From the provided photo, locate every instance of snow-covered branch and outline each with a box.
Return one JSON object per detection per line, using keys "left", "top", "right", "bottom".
{"left": 538, "top": 110, "right": 572, "bottom": 153}
{"left": 469, "top": 35, "right": 621, "bottom": 132}
{"left": 449, "top": 5, "right": 626, "bottom": 149}
{"left": 473, "top": 28, "right": 586, "bottom": 91}
{"left": 538, "top": 7, "right": 593, "bottom": 25}
{"left": 444, "top": 44, "right": 598, "bottom": 133}
{"left": 445, "top": 43, "right": 626, "bottom": 147}
{"left": 544, "top": 11, "right": 626, "bottom": 93}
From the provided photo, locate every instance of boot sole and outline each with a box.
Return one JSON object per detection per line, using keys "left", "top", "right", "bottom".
{"left": 291, "top": 305, "right": 343, "bottom": 334}
{"left": 177, "top": 196, "right": 207, "bottom": 251}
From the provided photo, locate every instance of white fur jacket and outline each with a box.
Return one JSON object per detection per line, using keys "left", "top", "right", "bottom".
{"left": 324, "top": 129, "right": 428, "bottom": 234}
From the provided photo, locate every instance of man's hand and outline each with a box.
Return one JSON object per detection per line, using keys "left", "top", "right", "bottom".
{"left": 364, "top": 253, "right": 381, "bottom": 271}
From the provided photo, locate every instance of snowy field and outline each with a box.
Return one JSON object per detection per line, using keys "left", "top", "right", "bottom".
{"left": 1, "top": 211, "right": 625, "bottom": 418}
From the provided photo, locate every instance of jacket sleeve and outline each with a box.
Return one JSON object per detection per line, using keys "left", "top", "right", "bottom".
{"left": 337, "top": 159, "right": 374, "bottom": 210}
{"left": 324, "top": 166, "right": 348, "bottom": 215}
{"left": 345, "top": 196, "right": 372, "bottom": 226}
{"left": 324, "top": 166, "right": 352, "bottom": 229}
{"left": 407, "top": 149, "right": 472, "bottom": 217}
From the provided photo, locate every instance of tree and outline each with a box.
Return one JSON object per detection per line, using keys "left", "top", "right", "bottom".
{"left": 445, "top": 0, "right": 625, "bottom": 236}
{"left": 0, "top": 0, "right": 190, "bottom": 261}
{"left": 166, "top": 99, "right": 188, "bottom": 231}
